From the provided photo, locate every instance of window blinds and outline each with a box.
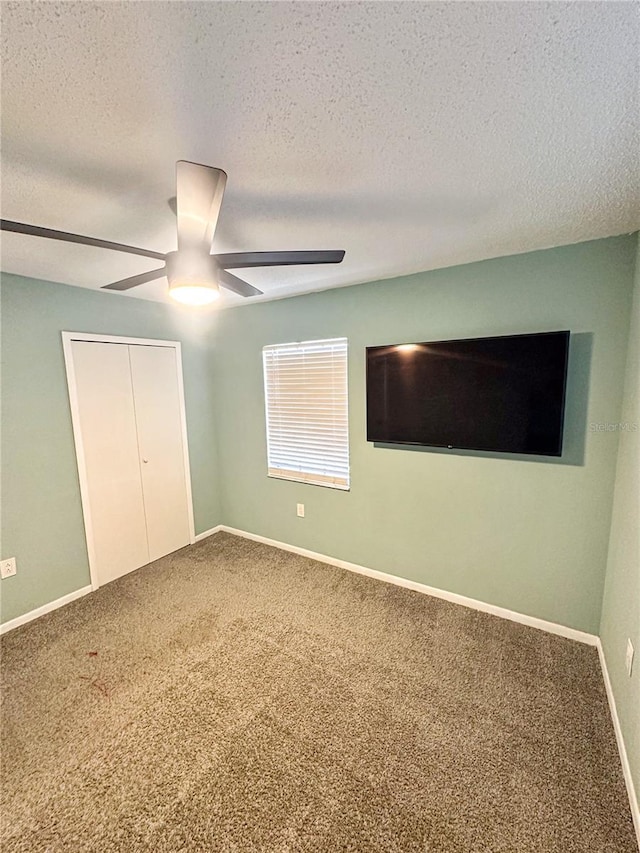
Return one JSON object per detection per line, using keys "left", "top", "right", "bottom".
{"left": 263, "top": 338, "right": 349, "bottom": 489}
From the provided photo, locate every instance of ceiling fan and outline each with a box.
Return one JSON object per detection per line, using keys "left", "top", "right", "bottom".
{"left": 0, "top": 161, "right": 346, "bottom": 305}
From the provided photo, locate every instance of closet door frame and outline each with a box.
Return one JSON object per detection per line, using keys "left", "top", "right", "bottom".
{"left": 62, "top": 331, "right": 196, "bottom": 590}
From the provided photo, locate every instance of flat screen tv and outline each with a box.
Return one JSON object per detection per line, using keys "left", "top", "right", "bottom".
{"left": 366, "top": 331, "right": 570, "bottom": 456}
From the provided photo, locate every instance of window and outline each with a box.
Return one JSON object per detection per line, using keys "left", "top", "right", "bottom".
{"left": 263, "top": 338, "right": 349, "bottom": 490}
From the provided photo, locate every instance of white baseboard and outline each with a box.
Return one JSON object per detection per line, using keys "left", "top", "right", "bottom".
{"left": 0, "top": 585, "right": 93, "bottom": 635}
{"left": 597, "top": 640, "right": 640, "bottom": 844}
{"left": 194, "top": 525, "right": 223, "bottom": 542}
{"left": 217, "top": 525, "right": 599, "bottom": 646}
{"left": 0, "top": 527, "right": 599, "bottom": 649}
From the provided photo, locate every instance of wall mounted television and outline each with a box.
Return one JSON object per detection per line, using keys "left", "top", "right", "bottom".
{"left": 366, "top": 331, "right": 570, "bottom": 457}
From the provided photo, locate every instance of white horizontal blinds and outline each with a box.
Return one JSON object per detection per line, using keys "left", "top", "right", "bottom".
{"left": 263, "top": 338, "right": 350, "bottom": 489}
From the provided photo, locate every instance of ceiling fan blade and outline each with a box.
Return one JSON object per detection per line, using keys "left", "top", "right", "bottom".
{"left": 218, "top": 269, "right": 262, "bottom": 297}
{"left": 0, "top": 219, "right": 165, "bottom": 261}
{"left": 214, "top": 250, "right": 345, "bottom": 269}
{"left": 176, "top": 161, "right": 227, "bottom": 251}
{"left": 101, "top": 268, "right": 166, "bottom": 291}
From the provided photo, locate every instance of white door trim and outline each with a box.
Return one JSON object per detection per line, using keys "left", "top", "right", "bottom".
{"left": 62, "top": 332, "right": 196, "bottom": 590}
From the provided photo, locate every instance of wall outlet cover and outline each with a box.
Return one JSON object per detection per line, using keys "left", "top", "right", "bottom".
{"left": 625, "top": 638, "right": 634, "bottom": 677}
{"left": 1, "top": 558, "right": 17, "bottom": 579}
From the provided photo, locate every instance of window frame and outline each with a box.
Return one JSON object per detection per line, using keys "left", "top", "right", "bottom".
{"left": 262, "top": 337, "right": 350, "bottom": 491}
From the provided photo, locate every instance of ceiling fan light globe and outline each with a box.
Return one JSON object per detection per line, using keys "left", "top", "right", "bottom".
{"left": 165, "top": 249, "right": 220, "bottom": 306}
{"left": 168, "top": 284, "right": 220, "bottom": 306}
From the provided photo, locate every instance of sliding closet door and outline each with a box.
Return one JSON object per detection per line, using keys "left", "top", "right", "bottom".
{"left": 128, "top": 345, "right": 191, "bottom": 561}
{"left": 71, "top": 341, "right": 149, "bottom": 584}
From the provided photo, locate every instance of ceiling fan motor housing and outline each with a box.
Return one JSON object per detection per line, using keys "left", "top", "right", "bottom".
{"left": 165, "top": 249, "right": 220, "bottom": 294}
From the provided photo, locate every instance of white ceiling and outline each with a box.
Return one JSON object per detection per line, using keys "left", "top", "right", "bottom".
{"left": 1, "top": 1, "right": 638, "bottom": 307}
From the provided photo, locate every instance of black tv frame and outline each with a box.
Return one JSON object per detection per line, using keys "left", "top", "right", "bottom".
{"left": 366, "top": 330, "right": 570, "bottom": 457}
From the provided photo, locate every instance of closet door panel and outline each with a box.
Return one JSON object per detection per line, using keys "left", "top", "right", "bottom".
{"left": 129, "top": 345, "right": 191, "bottom": 561}
{"left": 71, "top": 341, "right": 149, "bottom": 584}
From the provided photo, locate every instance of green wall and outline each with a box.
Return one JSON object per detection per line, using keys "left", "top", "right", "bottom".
{"left": 0, "top": 274, "right": 222, "bottom": 623}
{"left": 600, "top": 234, "right": 640, "bottom": 798}
{"left": 213, "top": 235, "right": 637, "bottom": 634}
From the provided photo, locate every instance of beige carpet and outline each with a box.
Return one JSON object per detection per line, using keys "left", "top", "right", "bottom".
{"left": 1, "top": 532, "right": 637, "bottom": 852}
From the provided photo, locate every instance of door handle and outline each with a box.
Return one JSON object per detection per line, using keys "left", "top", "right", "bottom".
{"left": 142, "top": 458, "right": 149, "bottom": 464}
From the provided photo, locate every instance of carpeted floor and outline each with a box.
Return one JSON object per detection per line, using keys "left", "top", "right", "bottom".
{"left": 0, "top": 532, "right": 637, "bottom": 852}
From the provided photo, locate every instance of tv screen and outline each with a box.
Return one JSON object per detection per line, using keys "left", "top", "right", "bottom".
{"left": 366, "top": 331, "right": 570, "bottom": 456}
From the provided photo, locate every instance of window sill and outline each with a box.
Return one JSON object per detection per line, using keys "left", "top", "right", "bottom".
{"left": 267, "top": 472, "right": 350, "bottom": 491}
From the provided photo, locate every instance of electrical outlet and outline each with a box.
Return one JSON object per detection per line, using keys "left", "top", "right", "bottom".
{"left": 626, "top": 639, "right": 634, "bottom": 677}
{"left": 296, "top": 503, "right": 305, "bottom": 518}
{"left": 1, "top": 558, "right": 17, "bottom": 579}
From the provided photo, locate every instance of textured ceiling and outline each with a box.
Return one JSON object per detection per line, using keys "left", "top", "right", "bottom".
{"left": 1, "top": 1, "right": 638, "bottom": 306}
